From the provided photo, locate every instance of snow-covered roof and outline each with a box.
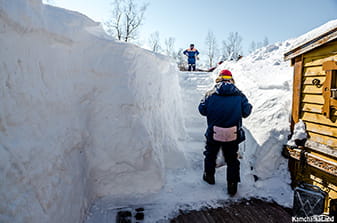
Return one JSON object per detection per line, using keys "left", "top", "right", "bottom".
{"left": 284, "top": 20, "right": 337, "bottom": 61}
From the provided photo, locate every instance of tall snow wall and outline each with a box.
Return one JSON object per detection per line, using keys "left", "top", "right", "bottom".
{"left": 0, "top": 0, "right": 186, "bottom": 222}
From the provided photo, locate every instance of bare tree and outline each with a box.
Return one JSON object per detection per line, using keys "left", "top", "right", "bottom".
{"left": 249, "top": 36, "right": 269, "bottom": 53}
{"left": 263, "top": 37, "right": 269, "bottom": 46}
{"left": 205, "top": 30, "right": 218, "bottom": 67}
{"left": 124, "top": 0, "right": 147, "bottom": 42}
{"left": 249, "top": 41, "right": 257, "bottom": 53}
{"left": 164, "top": 37, "right": 176, "bottom": 57}
{"left": 148, "top": 31, "right": 161, "bottom": 53}
{"left": 105, "top": 0, "right": 123, "bottom": 40}
{"left": 105, "top": 0, "right": 148, "bottom": 42}
{"left": 222, "top": 32, "right": 242, "bottom": 61}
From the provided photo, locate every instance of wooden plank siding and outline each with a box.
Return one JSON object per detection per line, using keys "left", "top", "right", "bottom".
{"left": 302, "top": 85, "right": 323, "bottom": 94}
{"left": 295, "top": 40, "right": 337, "bottom": 151}
{"left": 304, "top": 54, "right": 337, "bottom": 67}
{"left": 302, "top": 102, "right": 337, "bottom": 116}
{"left": 302, "top": 94, "right": 325, "bottom": 104}
{"left": 303, "top": 66, "right": 325, "bottom": 76}
{"left": 301, "top": 112, "right": 337, "bottom": 127}
{"left": 286, "top": 28, "right": 337, "bottom": 214}
{"left": 302, "top": 103, "right": 324, "bottom": 113}
{"left": 306, "top": 122, "right": 337, "bottom": 137}
{"left": 308, "top": 132, "right": 337, "bottom": 148}
{"left": 302, "top": 76, "right": 326, "bottom": 85}
{"left": 292, "top": 56, "right": 337, "bottom": 151}
{"left": 300, "top": 97, "right": 337, "bottom": 148}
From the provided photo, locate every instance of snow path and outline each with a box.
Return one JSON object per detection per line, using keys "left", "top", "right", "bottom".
{"left": 84, "top": 71, "right": 262, "bottom": 223}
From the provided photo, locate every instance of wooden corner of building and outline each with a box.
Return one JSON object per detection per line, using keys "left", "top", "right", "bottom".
{"left": 291, "top": 55, "right": 304, "bottom": 126}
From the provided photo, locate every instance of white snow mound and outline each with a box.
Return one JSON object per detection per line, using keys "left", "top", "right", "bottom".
{"left": 0, "top": 0, "right": 186, "bottom": 222}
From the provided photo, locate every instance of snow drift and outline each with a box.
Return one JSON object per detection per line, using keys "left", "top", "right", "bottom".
{"left": 0, "top": 0, "right": 185, "bottom": 222}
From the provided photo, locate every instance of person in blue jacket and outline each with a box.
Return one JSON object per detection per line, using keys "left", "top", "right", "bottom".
{"left": 198, "top": 69, "right": 252, "bottom": 196}
{"left": 183, "top": 44, "right": 199, "bottom": 71}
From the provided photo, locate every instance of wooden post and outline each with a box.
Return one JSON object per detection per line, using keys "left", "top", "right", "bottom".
{"left": 291, "top": 56, "right": 303, "bottom": 130}
{"left": 322, "top": 61, "right": 337, "bottom": 119}
{"left": 322, "top": 70, "right": 332, "bottom": 118}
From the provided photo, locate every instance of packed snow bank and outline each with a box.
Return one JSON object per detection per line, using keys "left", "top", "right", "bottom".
{"left": 0, "top": 0, "right": 185, "bottom": 222}
{"left": 216, "top": 42, "right": 294, "bottom": 145}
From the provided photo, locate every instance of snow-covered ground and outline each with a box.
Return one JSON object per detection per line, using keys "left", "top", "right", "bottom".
{"left": 2, "top": 0, "right": 337, "bottom": 223}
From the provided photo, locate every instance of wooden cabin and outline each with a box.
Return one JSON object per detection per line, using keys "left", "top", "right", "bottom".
{"left": 284, "top": 25, "right": 337, "bottom": 214}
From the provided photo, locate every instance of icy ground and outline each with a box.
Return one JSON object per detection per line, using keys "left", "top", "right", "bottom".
{"left": 84, "top": 71, "right": 293, "bottom": 223}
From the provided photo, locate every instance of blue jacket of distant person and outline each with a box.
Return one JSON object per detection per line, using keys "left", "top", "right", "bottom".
{"left": 198, "top": 82, "right": 252, "bottom": 142}
{"left": 183, "top": 48, "right": 199, "bottom": 64}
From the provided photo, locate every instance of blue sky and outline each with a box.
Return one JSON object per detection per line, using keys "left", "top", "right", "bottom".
{"left": 47, "top": 0, "right": 337, "bottom": 56}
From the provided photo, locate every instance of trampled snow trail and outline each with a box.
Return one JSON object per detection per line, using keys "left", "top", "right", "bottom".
{"left": 180, "top": 72, "right": 212, "bottom": 141}
{"left": 84, "top": 71, "right": 272, "bottom": 223}
{"left": 84, "top": 72, "right": 244, "bottom": 222}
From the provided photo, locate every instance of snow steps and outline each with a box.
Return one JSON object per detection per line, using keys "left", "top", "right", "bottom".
{"left": 170, "top": 199, "right": 292, "bottom": 223}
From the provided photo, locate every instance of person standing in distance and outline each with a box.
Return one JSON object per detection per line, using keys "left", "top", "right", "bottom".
{"left": 198, "top": 69, "right": 252, "bottom": 196}
{"left": 183, "top": 44, "right": 199, "bottom": 71}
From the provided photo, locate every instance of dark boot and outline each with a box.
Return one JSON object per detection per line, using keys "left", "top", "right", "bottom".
{"left": 203, "top": 172, "right": 215, "bottom": 185}
{"left": 227, "top": 181, "right": 238, "bottom": 196}
{"left": 188, "top": 65, "right": 192, "bottom": 71}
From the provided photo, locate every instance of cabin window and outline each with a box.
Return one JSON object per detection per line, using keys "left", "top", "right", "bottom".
{"left": 322, "top": 61, "right": 337, "bottom": 118}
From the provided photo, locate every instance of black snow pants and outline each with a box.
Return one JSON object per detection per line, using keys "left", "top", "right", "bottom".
{"left": 204, "top": 139, "right": 240, "bottom": 183}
